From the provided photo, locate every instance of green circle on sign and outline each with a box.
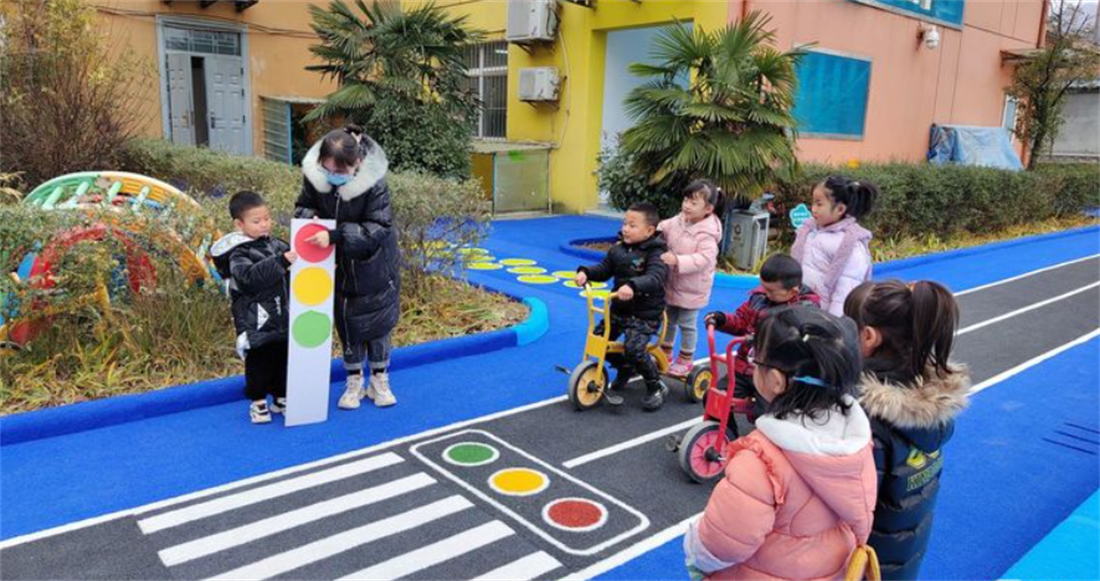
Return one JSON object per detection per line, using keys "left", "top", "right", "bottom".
{"left": 443, "top": 442, "right": 499, "bottom": 467}
{"left": 292, "top": 311, "right": 331, "bottom": 348}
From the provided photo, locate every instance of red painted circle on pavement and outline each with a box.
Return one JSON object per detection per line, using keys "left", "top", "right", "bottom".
{"left": 542, "top": 498, "right": 607, "bottom": 532}
{"left": 295, "top": 223, "right": 335, "bottom": 263}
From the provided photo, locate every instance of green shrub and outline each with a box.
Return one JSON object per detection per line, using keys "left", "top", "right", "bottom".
{"left": 596, "top": 145, "right": 680, "bottom": 218}
{"left": 771, "top": 162, "right": 1098, "bottom": 243}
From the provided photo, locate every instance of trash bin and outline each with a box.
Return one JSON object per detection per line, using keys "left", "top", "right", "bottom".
{"left": 721, "top": 195, "right": 772, "bottom": 271}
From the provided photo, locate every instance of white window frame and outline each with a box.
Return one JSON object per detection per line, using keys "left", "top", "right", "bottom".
{"left": 466, "top": 41, "right": 508, "bottom": 140}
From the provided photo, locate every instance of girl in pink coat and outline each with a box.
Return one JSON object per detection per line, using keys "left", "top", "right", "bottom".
{"left": 658, "top": 180, "right": 725, "bottom": 377}
{"left": 792, "top": 176, "right": 878, "bottom": 317}
{"left": 684, "top": 306, "right": 877, "bottom": 581}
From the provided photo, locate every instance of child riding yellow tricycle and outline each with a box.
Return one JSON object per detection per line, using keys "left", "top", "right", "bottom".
{"left": 566, "top": 287, "right": 711, "bottom": 410}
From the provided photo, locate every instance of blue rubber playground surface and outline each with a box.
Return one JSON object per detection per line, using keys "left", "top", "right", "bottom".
{"left": 1, "top": 216, "right": 1097, "bottom": 580}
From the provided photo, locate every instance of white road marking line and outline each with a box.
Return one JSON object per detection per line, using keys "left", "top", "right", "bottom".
{"left": 969, "top": 329, "right": 1100, "bottom": 395}
{"left": 562, "top": 513, "right": 701, "bottom": 581}
{"left": 337, "top": 520, "right": 514, "bottom": 581}
{"left": 563, "top": 418, "right": 700, "bottom": 468}
{"left": 957, "top": 282, "right": 1099, "bottom": 336}
{"left": 0, "top": 396, "right": 567, "bottom": 550}
{"left": 206, "top": 495, "right": 473, "bottom": 581}
{"left": 138, "top": 453, "right": 404, "bottom": 534}
{"left": 955, "top": 254, "right": 1099, "bottom": 296}
{"left": 471, "top": 551, "right": 563, "bottom": 581}
{"left": 158, "top": 473, "right": 435, "bottom": 566}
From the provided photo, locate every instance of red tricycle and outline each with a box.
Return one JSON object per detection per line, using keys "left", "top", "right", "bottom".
{"left": 672, "top": 324, "right": 758, "bottom": 483}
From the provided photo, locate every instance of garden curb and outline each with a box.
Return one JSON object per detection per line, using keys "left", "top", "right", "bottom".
{"left": 0, "top": 294, "right": 550, "bottom": 447}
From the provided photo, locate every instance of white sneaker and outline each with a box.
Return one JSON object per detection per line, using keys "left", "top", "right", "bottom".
{"left": 370, "top": 372, "right": 396, "bottom": 407}
{"left": 250, "top": 400, "right": 272, "bottom": 424}
{"left": 338, "top": 374, "right": 365, "bottom": 410}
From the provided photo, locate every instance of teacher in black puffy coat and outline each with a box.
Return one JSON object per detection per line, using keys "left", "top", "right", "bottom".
{"left": 295, "top": 124, "right": 401, "bottom": 410}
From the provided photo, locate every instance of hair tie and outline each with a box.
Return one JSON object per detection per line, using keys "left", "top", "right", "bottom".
{"left": 792, "top": 375, "right": 830, "bottom": 388}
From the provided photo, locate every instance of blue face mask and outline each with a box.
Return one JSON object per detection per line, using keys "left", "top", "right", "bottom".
{"left": 326, "top": 171, "right": 351, "bottom": 187}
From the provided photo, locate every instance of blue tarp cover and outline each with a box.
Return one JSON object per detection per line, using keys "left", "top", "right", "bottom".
{"left": 928, "top": 124, "right": 1024, "bottom": 170}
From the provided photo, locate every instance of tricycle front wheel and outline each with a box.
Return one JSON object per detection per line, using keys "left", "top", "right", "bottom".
{"left": 567, "top": 361, "right": 608, "bottom": 411}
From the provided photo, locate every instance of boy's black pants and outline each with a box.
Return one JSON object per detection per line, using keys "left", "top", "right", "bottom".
{"left": 245, "top": 340, "right": 289, "bottom": 401}
{"left": 596, "top": 315, "right": 662, "bottom": 387}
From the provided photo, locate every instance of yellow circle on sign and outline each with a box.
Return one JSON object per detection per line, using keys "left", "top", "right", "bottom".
{"left": 293, "top": 267, "right": 333, "bottom": 306}
{"left": 518, "top": 275, "right": 559, "bottom": 284}
{"left": 468, "top": 262, "right": 503, "bottom": 270}
{"left": 507, "top": 266, "right": 547, "bottom": 275}
{"left": 489, "top": 468, "right": 549, "bottom": 496}
{"left": 499, "top": 258, "right": 537, "bottom": 266}
{"left": 552, "top": 270, "right": 579, "bottom": 279}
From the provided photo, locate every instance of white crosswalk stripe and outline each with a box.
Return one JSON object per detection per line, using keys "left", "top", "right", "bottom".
{"left": 471, "top": 551, "right": 563, "bottom": 581}
{"left": 139, "top": 452, "right": 404, "bottom": 534}
{"left": 206, "top": 495, "right": 475, "bottom": 580}
{"left": 337, "top": 520, "right": 516, "bottom": 581}
{"left": 158, "top": 472, "right": 436, "bottom": 566}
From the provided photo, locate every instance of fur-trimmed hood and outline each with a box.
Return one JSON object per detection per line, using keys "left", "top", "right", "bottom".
{"left": 301, "top": 136, "right": 388, "bottom": 202}
{"left": 858, "top": 364, "right": 970, "bottom": 448}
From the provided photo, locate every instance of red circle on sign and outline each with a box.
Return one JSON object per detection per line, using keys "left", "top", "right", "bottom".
{"left": 295, "top": 223, "right": 335, "bottom": 263}
{"left": 542, "top": 498, "right": 607, "bottom": 532}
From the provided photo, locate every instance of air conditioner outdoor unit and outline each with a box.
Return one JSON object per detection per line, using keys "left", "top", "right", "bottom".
{"left": 518, "top": 67, "right": 560, "bottom": 102}
{"left": 506, "top": 0, "right": 559, "bottom": 45}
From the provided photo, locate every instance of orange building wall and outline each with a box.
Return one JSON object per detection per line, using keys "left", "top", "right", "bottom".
{"left": 729, "top": 0, "right": 1043, "bottom": 165}
{"left": 90, "top": 0, "right": 335, "bottom": 155}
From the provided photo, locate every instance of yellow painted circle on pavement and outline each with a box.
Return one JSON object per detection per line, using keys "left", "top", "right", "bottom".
{"left": 563, "top": 281, "right": 607, "bottom": 289}
{"left": 499, "top": 258, "right": 537, "bottom": 266}
{"left": 293, "top": 267, "right": 333, "bottom": 306}
{"left": 518, "top": 275, "right": 559, "bottom": 284}
{"left": 489, "top": 468, "right": 549, "bottom": 496}
{"left": 468, "top": 262, "right": 503, "bottom": 270}
{"left": 552, "top": 270, "right": 579, "bottom": 279}
{"left": 507, "top": 266, "right": 547, "bottom": 275}
{"left": 458, "top": 247, "right": 490, "bottom": 255}
{"left": 579, "top": 288, "right": 612, "bottom": 299}
{"left": 468, "top": 254, "right": 496, "bottom": 263}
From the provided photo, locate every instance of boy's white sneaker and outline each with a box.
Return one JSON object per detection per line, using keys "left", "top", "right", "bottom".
{"left": 370, "top": 372, "right": 396, "bottom": 407}
{"left": 338, "top": 374, "right": 365, "bottom": 410}
{"left": 250, "top": 400, "right": 272, "bottom": 424}
{"left": 270, "top": 397, "right": 287, "bottom": 414}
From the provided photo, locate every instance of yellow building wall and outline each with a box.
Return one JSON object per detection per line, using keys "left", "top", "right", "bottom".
{"left": 90, "top": 0, "right": 335, "bottom": 157}
{"left": 430, "top": 0, "right": 729, "bottom": 213}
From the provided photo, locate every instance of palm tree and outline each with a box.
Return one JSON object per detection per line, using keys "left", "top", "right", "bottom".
{"left": 304, "top": 0, "right": 482, "bottom": 123}
{"left": 621, "top": 12, "right": 804, "bottom": 198}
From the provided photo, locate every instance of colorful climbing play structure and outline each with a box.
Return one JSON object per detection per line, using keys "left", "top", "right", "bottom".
{"left": 0, "top": 172, "right": 218, "bottom": 350}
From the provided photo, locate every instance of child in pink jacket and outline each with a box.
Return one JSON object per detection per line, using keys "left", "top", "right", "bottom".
{"left": 792, "top": 176, "right": 878, "bottom": 317}
{"left": 684, "top": 306, "right": 877, "bottom": 581}
{"left": 658, "top": 179, "right": 725, "bottom": 377}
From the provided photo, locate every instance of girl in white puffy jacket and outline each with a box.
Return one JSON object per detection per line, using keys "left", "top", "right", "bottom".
{"left": 791, "top": 176, "right": 878, "bottom": 316}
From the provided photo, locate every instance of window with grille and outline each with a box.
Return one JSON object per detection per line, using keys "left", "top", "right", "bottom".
{"left": 164, "top": 25, "right": 241, "bottom": 56}
{"left": 464, "top": 41, "right": 508, "bottom": 139}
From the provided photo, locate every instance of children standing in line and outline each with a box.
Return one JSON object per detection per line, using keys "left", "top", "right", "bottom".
{"left": 704, "top": 253, "right": 820, "bottom": 411}
{"left": 844, "top": 280, "right": 970, "bottom": 581}
{"left": 575, "top": 203, "right": 671, "bottom": 411}
{"left": 684, "top": 306, "right": 877, "bottom": 581}
{"left": 211, "top": 191, "right": 297, "bottom": 424}
{"left": 296, "top": 125, "right": 402, "bottom": 410}
{"left": 657, "top": 180, "right": 724, "bottom": 377}
{"left": 792, "top": 176, "right": 878, "bottom": 316}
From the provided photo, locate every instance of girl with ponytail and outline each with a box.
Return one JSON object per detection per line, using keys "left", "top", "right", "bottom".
{"left": 685, "top": 306, "right": 877, "bottom": 581}
{"left": 844, "top": 280, "right": 971, "bottom": 580}
{"left": 791, "top": 176, "right": 878, "bottom": 316}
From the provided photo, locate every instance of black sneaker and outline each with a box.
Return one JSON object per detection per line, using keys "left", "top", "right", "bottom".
{"left": 641, "top": 381, "right": 670, "bottom": 411}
